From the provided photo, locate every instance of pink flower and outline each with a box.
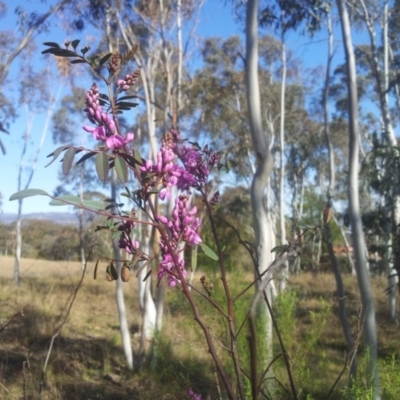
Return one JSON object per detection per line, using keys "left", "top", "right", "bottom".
{"left": 83, "top": 125, "right": 107, "bottom": 141}
{"left": 106, "top": 132, "right": 134, "bottom": 149}
{"left": 83, "top": 125, "right": 134, "bottom": 150}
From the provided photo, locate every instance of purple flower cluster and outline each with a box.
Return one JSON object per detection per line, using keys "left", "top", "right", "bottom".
{"left": 83, "top": 83, "right": 134, "bottom": 150}
{"left": 140, "top": 129, "right": 181, "bottom": 200}
{"left": 187, "top": 388, "right": 202, "bottom": 400}
{"left": 117, "top": 68, "right": 141, "bottom": 92}
{"left": 177, "top": 145, "right": 209, "bottom": 188}
{"left": 140, "top": 129, "right": 220, "bottom": 201}
{"left": 158, "top": 195, "right": 201, "bottom": 286}
{"left": 117, "top": 220, "right": 140, "bottom": 255}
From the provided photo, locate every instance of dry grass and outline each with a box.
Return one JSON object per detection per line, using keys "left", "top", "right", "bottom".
{"left": 0, "top": 256, "right": 217, "bottom": 399}
{"left": 1, "top": 256, "right": 400, "bottom": 399}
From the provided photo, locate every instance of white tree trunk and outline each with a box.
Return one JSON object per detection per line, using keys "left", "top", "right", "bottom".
{"left": 278, "top": 24, "right": 288, "bottom": 292}
{"left": 14, "top": 88, "right": 61, "bottom": 286}
{"left": 246, "top": 0, "right": 275, "bottom": 369}
{"left": 322, "top": 11, "right": 357, "bottom": 378}
{"left": 359, "top": 0, "right": 398, "bottom": 324}
{"left": 137, "top": 213, "right": 157, "bottom": 342}
{"left": 104, "top": 10, "right": 134, "bottom": 369}
{"left": 111, "top": 177, "right": 134, "bottom": 370}
{"left": 337, "top": 0, "right": 381, "bottom": 397}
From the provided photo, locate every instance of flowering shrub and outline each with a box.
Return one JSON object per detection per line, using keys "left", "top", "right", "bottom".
{"left": 9, "top": 40, "right": 294, "bottom": 400}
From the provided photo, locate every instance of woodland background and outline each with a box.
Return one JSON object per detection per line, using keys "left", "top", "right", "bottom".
{"left": 2, "top": 0, "right": 400, "bottom": 399}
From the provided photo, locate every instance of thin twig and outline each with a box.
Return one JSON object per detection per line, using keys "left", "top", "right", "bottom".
{"left": 38, "top": 249, "right": 91, "bottom": 398}
{"left": 0, "top": 311, "right": 24, "bottom": 333}
{"left": 325, "top": 303, "right": 364, "bottom": 400}
{"left": 213, "top": 362, "right": 223, "bottom": 400}
{"left": 23, "top": 361, "right": 28, "bottom": 400}
{"left": 0, "top": 381, "right": 9, "bottom": 394}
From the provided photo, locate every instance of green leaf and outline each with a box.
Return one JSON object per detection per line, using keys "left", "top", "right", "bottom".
{"left": 116, "top": 101, "right": 139, "bottom": 109}
{"left": 43, "top": 42, "right": 60, "bottom": 48}
{"left": 86, "top": 55, "right": 99, "bottom": 65}
{"left": 99, "top": 93, "right": 110, "bottom": 101}
{"left": 133, "top": 149, "right": 143, "bottom": 165}
{"left": 76, "top": 151, "right": 97, "bottom": 165}
{"left": 109, "top": 263, "right": 118, "bottom": 280}
{"left": 9, "top": 189, "right": 49, "bottom": 201}
{"left": 96, "top": 152, "right": 109, "bottom": 182}
{"left": 115, "top": 155, "right": 128, "bottom": 183}
{"left": 200, "top": 243, "right": 218, "bottom": 260}
{"left": 49, "top": 195, "right": 81, "bottom": 206}
{"left": 81, "top": 199, "right": 104, "bottom": 210}
{"left": 111, "top": 231, "right": 121, "bottom": 240}
{"left": 42, "top": 48, "right": 76, "bottom": 57}
{"left": 46, "top": 145, "right": 70, "bottom": 167}
{"left": 271, "top": 245, "right": 289, "bottom": 253}
{"left": 62, "top": 147, "right": 76, "bottom": 175}
{"left": 117, "top": 95, "right": 138, "bottom": 101}
{"left": 99, "top": 53, "right": 112, "bottom": 67}
{"left": 71, "top": 39, "right": 80, "bottom": 49}
{"left": 70, "top": 59, "right": 87, "bottom": 64}
{"left": 81, "top": 45, "right": 90, "bottom": 55}
{"left": 49, "top": 195, "right": 104, "bottom": 210}
{"left": 118, "top": 152, "right": 140, "bottom": 168}
{"left": 122, "top": 45, "right": 138, "bottom": 64}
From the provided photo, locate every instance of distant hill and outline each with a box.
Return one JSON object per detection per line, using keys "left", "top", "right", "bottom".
{"left": 0, "top": 212, "right": 78, "bottom": 225}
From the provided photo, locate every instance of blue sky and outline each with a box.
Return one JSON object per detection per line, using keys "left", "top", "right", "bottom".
{"left": 0, "top": 0, "right": 242, "bottom": 214}
{"left": 0, "top": 1, "right": 371, "bottom": 215}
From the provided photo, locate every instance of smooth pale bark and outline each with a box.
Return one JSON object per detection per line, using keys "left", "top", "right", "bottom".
{"left": 14, "top": 88, "right": 61, "bottom": 286}
{"left": 78, "top": 169, "right": 86, "bottom": 270}
{"left": 336, "top": 0, "right": 381, "bottom": 397}
{"left": 278, "top": 23, "right": 288, "bottom": 292}
{"left": 137, "top": 209, "right": 157, "bottom": 347}
{"left": 322, "top": 13, "right": 357, "bottom": 378}
{"left": 111, "top": 177, "right": 134, "bottom": 370}
{"left": 383, "top": 2, "right": 399, "bottom": 323}
{"left": 358, "top": 0, "right": 398, "bottom": 323}
{"left": 105, "top": 11, "right": 134, "bottom": 369}
{"left": 115, "top": 7, "right": 161, "bottom": 343}
{"left": 176, "top": 0, "right": 183, "bottom": 123}
{"left": 246, "top": 0, "right": 275, "bottom": 370}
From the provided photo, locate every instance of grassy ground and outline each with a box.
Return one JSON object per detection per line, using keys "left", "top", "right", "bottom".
{"left": 0, "top": 256, "right": 400, "bottom": 399}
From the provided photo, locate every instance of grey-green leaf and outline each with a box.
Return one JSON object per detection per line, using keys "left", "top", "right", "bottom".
{"left": 46, "top": 145, "right": 70, "bottom": 167}
{"left": 9, "top": 189, "right": 49, "bottom": 201}
{"left": 115, "top": 155, "right": 128, "bottom": 183}
{"left": 96, "top": 152, "right": 109, "bottom": 182}
{"left": 49, "top": 195, "right": 81, "bottom": 206}
{"left": 49, "top": 195, "right": 104, "bottom": 210}
{"left": 271, "top": 245, "right": 289, "bottom": 253}
{"left": 43, "top": 42, "right": 60, "bottom": 48}
{"left": 62, "top": 147, "right": 76, "bottom": 175}
{"left": 99, "top": 53, "right": 112, "bottom": 67}
{"left": 200, "top": 243, "right": 218, "bottom": 260}
{"left": 71, "top": 39, "right": 80, "bottom": 49}
{"left": 81, "top": 199, "right": 104, "bottom": 210}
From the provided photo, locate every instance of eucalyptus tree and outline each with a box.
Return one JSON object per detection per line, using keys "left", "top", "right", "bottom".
{"left": 13, "top": 61, "right": 62, "bottom": 286}
{"left": 0, "top": 0, "right": 71, "bottom": 154}
{"left": 316, "top": 4, "right": 358, "bottom": 378}
{"left": 336, "top": 0, "right": 381, "bottom": 397}
{"left": 245, "top": 0, "right": 277, "bottom": 381}
{"left": 352, "top": 0, "right": 400, "bottom": 324}
{"left": 0, "top": 1, "right": 74, "bottom": 284}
